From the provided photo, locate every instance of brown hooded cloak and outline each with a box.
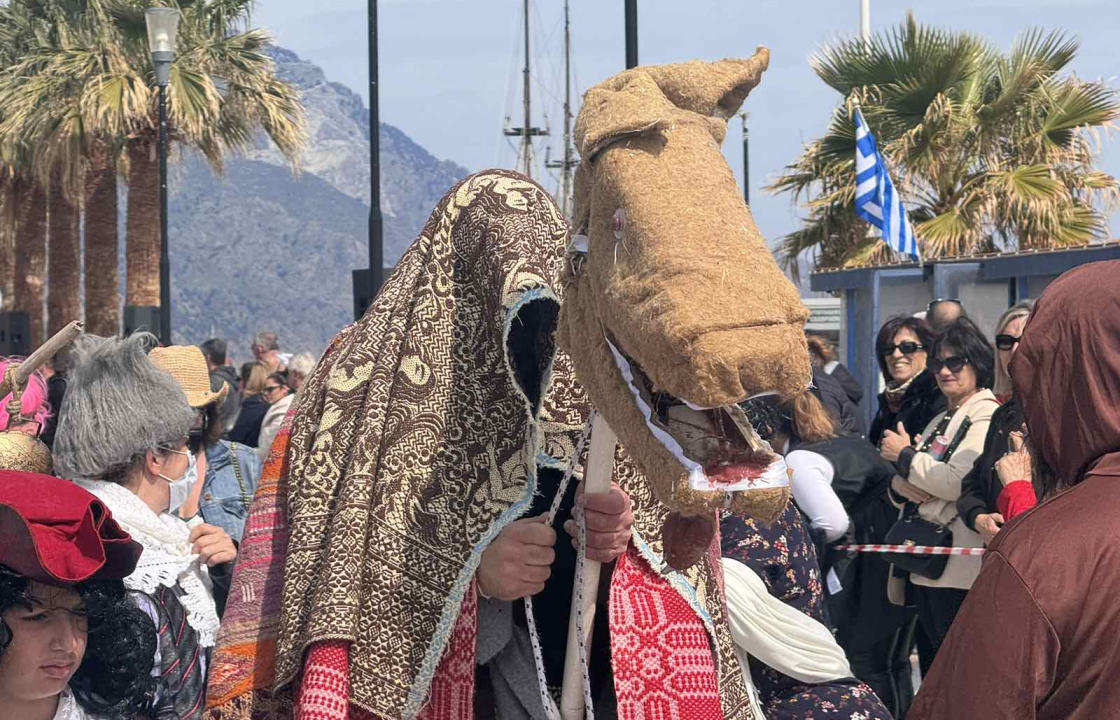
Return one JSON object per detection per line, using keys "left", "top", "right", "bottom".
{"left": 909, "top": 260, "right": 1120, "bottom": 720}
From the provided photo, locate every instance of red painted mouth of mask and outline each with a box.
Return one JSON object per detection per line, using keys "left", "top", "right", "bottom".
{"left": 702, "top": 445, "right": 776, "bottom": 488}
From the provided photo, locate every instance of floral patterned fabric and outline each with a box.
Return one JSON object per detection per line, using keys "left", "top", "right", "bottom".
{"left": 721, "top": 504, "right": 893, "bottom": 720}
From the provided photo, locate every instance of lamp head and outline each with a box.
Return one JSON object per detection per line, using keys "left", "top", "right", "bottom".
{"left": 145, "top": 7, "right": 180, "bottom": 85}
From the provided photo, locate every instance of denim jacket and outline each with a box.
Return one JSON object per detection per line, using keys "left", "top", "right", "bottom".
{"left": 202, "top": 439, "right": 262, "bottom": 543}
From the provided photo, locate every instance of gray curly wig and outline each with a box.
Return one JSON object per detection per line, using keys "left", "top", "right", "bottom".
{"left": 53, "top": 333, "right": 196, "bottom": 483}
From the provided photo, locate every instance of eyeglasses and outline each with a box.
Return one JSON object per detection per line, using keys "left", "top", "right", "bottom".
{"left": 929, "top": 355, "right": 970, "bottom": 374}
{"left": 881, "top": 341, "right": 925, "bottom": 357}
{"left": 927, "top": 298, "right": 963, "bottom": 313}
{"left": 994, "top": 334, "right": 1020, "bottom": 351}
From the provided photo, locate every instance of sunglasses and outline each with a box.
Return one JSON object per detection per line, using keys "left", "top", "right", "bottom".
{"left": 263, "top": 384, "right": 284, "bottom": 393}
{"left": 927, "top": 298, "right": 963, "bottom": 313}
{"left": 929, "top": 355, "right": 970, "bottom": 374}
{"left": 994, "top": 334, "right": 1020, "bottom": 351}
{"left": 881, "top": 341, "right": 925, "bottom": 357}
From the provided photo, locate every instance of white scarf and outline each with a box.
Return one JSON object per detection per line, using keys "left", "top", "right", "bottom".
{"left": 74, "top": 479, "right": 219, "bottom": 648}
{"left": 722, "top": 557, "right": 853, "bottom": 694}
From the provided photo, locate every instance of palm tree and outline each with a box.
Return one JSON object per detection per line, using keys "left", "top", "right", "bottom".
{"left": 0, "top": 0, "right": 305, "bottom": 331}
{"left": 47, "top": 168, "right": 82, "bottom": 334}
{"left": 0, "top": 2, "right": 50, "bottom": 345}
{"left": 770, "top": 14, "right": 1120, "bottom": 278}
{"left": 107, "top": 0, "right": 305, "bottom": 309}
{"left": 12, "top": 176, "right": 48, "bottom": 346}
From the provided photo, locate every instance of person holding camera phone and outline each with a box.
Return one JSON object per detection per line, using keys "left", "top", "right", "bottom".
{"left": 956, "top": 301, "right": 1034, "bottom": 544}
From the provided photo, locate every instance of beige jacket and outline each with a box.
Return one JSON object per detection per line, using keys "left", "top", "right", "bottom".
{"left": 257, "top": 393, "right": 294, "bottom": 463}
{"left": 889, "top": 388, "right": 998, "bottom": 595}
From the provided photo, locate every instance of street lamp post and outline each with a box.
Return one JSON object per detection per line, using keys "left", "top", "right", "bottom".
{"left": 352, "top": 0, "right": 383, "bottom": 320}
{"left": 145, "top": 7, "right": 179, "bottom": 346}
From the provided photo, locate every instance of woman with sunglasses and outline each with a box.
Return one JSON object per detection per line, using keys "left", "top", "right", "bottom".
{"left": 878, "top": 317, "right": 998, "bottom": 671}
{"left": 956, "top": 301, "right": 1035, "bottom": 545}
{"left": 52, "top": 334, "right": 229, "bottom": 719}
{"left": 256, "top": 372, "right": 294, "bottom": 463}
{"left": 869, "top": 316, "right": 946, "bottom": 447}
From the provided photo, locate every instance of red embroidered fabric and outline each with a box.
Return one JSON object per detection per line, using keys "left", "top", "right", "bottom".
{"left": 296, "top": 642, "right": 349, "bottom": 720}
{"left": 610, "top": 546, "right": 724, "bottom": 720}
{"left": 296, "top": 583, "right": 477, "bottom": 720}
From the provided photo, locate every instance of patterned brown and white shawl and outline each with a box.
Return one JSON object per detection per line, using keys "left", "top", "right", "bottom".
{"left": 214, "top": 170, "right": 568, "bottom": 719}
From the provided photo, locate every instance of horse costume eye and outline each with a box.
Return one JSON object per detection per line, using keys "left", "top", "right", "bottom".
{"left": 612, "top": 208, "right": 626, "bottom": 240}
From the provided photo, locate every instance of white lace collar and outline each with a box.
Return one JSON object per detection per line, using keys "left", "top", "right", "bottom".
{"left": 73, "top": 479, "right": 219, "bottom": 647}
{"left": 52, "top": 688, "right": 103, "bottom": 720}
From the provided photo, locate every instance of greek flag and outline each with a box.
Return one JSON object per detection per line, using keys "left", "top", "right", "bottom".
{"left": 854, "top": 108, "right": 921, "bottom": 260}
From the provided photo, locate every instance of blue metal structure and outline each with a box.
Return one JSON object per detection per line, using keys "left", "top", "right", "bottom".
{"left": 811, "top": 243, "right": 1120, "bottom": 429}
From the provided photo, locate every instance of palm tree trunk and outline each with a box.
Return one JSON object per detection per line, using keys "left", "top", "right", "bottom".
{"left": 48, "top": 172, "right": 82, "bottom": 336}
{"left": 84, "top": 153, "right": 120, "bottom": 336}
{"left": 126, "top": 138, "right": 160, "bottom": 307}
{"left": 13, "top": 179, "right": 47, "bottom": 347}
{"left": 0, "top": 199, "right": 13, "bottom": 311}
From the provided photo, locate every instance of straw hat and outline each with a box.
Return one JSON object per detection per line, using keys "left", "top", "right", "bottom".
{"left": 149, "top": 345, "right": 229, "bottom": 408}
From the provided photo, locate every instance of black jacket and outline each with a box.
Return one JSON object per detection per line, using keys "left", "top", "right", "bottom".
{"left": 227, "top": 394, "right": 267, "bottom": 447}
{"left": 956, "top": 398, "right": 1023, "bottom": 531}
{"left": 797, "top": 435, "right": 914, "bottom": 648}
{"left": 869, "top": 370, "right": 946, "bottom": 447}
{"left": 827, "top": 362, "right": 864, "bottom": 406}
{"left": 814, "top": 367, "right": 866, "bottom": 437}
{"left": 209, "top": 365, "right": 242, "bottom": 433}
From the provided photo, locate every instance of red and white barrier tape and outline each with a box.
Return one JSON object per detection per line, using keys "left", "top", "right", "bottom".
{"left": 836, "top": 543, "right": 986, "bottom": 556}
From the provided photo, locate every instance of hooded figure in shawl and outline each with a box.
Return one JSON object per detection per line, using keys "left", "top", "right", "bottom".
{"left": 206, "top": 170, "right": 638, "bottom": 719}
{"left": 909, "top": 260, "right": 1120, "bottom": 720}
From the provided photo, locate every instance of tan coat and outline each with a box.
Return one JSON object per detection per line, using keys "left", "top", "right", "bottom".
{"left": 889, "top": 388, "right": 998, "bottom": 596}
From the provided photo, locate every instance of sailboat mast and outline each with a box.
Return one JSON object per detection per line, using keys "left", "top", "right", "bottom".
{"left": 559, "top": 0, "right": 572, "bottom": 216}
{"left": 521, "top": 0, "right": 532, "bottom": 176}
{"left": 504, "top": 0, "right": 548, "bottom": 179}
{"left": 546, "top": 0, "right": 577, "bottom": 217}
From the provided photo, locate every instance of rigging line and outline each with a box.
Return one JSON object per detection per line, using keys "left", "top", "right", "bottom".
{"left": 496, "top": 2, "right": 525, "bottom": 167}
{"left": 529, "top": 0, "right": 563, "bottom": 116}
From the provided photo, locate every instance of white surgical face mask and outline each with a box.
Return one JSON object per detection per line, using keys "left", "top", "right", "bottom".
{"left": 158, "top": 448, "right": 196, "bottom": 514}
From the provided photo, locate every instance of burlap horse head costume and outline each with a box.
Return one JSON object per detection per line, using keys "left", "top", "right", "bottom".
{"left": 560, "top": 47, "right": 811, "bottom": 566}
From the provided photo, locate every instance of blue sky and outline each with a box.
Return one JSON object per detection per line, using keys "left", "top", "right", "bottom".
{"left": 252, "top": 0, "right": 1120, "bottom": 246}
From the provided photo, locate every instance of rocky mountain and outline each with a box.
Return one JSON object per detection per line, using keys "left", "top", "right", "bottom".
{"left": 167, "top": 46, "right": 469, "bottom": 359}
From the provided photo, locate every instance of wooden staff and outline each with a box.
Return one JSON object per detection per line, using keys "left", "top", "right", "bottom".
{"left": 560, "top": 413, "right": 618, "bottom": 720}
{"left": 0, "top": 321, "right": 84, "bottom": 414}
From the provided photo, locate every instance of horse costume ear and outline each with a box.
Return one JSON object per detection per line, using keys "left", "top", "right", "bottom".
{"left": 574, "top": 47, "right": 770, "bottom": 162}
{"left": 644, "top": 47, "right": 770, "bottom": 120}
{"left": 574, "top": 71, "right": 675, "bottom": 161}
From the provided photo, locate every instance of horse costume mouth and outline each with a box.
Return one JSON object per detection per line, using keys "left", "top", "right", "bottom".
{"left": 606, "top": 336, "right": 787, "bottom": 497}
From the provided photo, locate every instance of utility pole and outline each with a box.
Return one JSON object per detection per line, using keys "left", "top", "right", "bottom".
{"left": 544, "top": 0, "right": 577, "bottom": 217}
{"left": 624, "top": 0, "right": 637, "bottom": 69}
{"left": 739, "top": 113, "right": 750, "bottom": 206}
{"left": 352, "top": 0, "right": 383, "bottom": 320}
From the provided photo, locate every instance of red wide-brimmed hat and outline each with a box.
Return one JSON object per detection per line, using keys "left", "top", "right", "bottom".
{"left": 0, "top": 470, "right": 142, "bottom": 584}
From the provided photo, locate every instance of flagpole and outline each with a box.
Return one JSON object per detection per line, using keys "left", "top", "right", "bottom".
{"left": 860, "top": 0, "right": 870, "bottom": 47}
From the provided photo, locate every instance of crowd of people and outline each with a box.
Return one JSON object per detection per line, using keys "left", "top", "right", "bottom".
{"left": 0, "top": 329, "right": 317, "bottom": 719}
{"left": 0, "top": 259, "right": 1116, "bottom": 719}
